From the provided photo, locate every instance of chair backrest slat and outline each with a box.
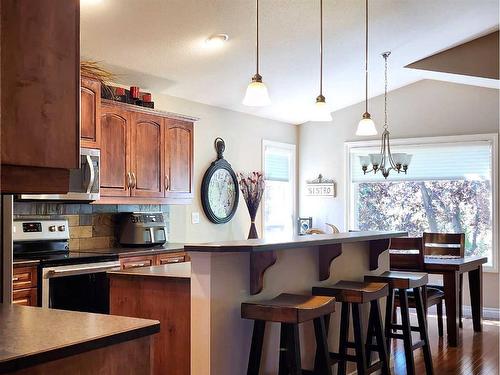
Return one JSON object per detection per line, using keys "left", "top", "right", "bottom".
{"left": 423, "top": 232, "right": 465, "bottom": 257}
{"left": 389, "top": 237, "right": 425, "bottom": 271}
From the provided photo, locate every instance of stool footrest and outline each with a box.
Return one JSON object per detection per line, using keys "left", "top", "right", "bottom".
{"left": 412, "top": 340, "right": 425, "bottom": 351}
{"left": 329, "top": 352, "right": 357, "bottom": 363}
{"left": 367, "top": 361, "right": 383, "bottom": 374}
{"left": 390, "top": 324, "right": 422, "bottom": 332}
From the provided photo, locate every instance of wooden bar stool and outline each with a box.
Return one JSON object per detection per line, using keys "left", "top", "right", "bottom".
{"left": 365, "top": 271, "right": 434, "bottom": 375}
{"left": 241, "top": 293, "right": 336, "bottom": 375}
{"left": 312, "top": 281, "right": 390, "bottom": 375}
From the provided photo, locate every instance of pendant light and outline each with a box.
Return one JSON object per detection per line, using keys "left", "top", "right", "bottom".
{"left": 243, "top": 0, "right": 271, "bottom": 106}
{"left": 356, "top": 0, "right": 377, "bottom": 136}
{"left": 311, "top": 0, "right": 332, "bottom": 121}
{"left": 358, "top": 52, "right": 412, "bottom": 179}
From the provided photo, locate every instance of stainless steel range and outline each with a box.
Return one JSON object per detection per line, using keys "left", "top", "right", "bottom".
{"left": 13, "top": 219, "right": 120, "bottom": 313}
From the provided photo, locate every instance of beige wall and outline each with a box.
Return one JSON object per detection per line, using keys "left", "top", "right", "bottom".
{"left": 150, "top": 93, "right": 298, "bottom": 243}
{"left": 298, "top": 79, "right": 500, "bottom": 309}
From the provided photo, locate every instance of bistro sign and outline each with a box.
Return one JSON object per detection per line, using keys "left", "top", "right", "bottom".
{"left": 306, "top": 174, "right": 336, "bottom": 197}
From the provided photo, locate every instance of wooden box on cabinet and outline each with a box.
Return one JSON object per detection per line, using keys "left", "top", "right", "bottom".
{"left": 1, "top": 0, "right": 80, "bottom": 194}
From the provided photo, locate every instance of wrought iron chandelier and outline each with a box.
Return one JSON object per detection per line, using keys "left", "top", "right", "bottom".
{"left": 359, "top": 52, "right": 412, "bottom": 179}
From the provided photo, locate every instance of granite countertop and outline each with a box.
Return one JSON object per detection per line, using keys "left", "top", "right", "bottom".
{"left": 108, "top": 262, "right": 191, "bottom": 279}
{"left": 77, "top": 243, "right": 185, "bottom": 257}
{"left": 184, "top": 231, "right": 407, "bottom": 253}
{"left": 0, "top": 304, "right": 159, "bottom": 374}
{"left": 12, "top": 259, "right": 40, "bottom": 267}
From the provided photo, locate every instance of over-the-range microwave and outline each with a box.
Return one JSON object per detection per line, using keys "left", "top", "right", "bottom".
{"left": 18, "top": 148, "right": 100, "bottom": 202}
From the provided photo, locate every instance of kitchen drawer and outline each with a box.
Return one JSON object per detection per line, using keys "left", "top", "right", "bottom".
{"left": 156, "top": 252, "right": 187, "bottom": 265}
{"left": 120, "top": 255, "right": 155, "bottom": 270}
{"left": 13, "top": 266, "right": 38, "bottom": 290}
{"left": 12, "top": 288, "right": 37, "bottom": 306}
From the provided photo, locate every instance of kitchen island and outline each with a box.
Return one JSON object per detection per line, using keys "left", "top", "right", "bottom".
{"left": 184, "top": 230, "right": 405, "bottom": 375}
{"left": 0, "top": 304, "right": 159, "bottom": 374}
{"left": 108, "top": 263, "right": 191, "bottom": 375}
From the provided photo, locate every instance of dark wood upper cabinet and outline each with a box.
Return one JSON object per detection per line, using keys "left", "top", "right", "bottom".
{"left": 100, "top": 104, "right": 131, "bottom": 197}
{"left": 165, "top": 120, "right": 194, "bottom": 200}
{"left": 130, "top": 113, "right": 164, "bottom": 198}
{"left": 96, "top": 100, "right": 196, "bottom": 204}
{"left": 0, "top": 0, "right": 80, "bottom": 193}
{"left": 1, "top": 0, "right": 79, "bottom": 169}
{"left": 80, "top": 77, "right": 102, "bottom": 149}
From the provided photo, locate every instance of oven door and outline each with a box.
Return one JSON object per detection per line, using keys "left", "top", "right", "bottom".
{"left": 41, "top": 261, "right": 120, "bottom": 313}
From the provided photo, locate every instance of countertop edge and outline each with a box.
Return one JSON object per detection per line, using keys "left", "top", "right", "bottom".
{"left": 0, "top": 320, "right": 160, "bottom": 374}
{"left": 184, "top": 231, "right": 407, "bottom": 253}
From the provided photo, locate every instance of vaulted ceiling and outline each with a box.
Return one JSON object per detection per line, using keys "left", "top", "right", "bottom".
{"left": 81, "top": 0, "right": 499, "bottom": 124}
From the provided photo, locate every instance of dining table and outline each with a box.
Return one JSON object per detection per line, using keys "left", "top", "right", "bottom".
{"left": 423, "top": 255, "right": 487, "bottom": 347}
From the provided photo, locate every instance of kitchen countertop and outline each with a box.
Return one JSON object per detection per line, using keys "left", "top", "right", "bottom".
{"left": 0, "top": 304, "right": 159, "bottom": 374}
{"left": 184, "top": 231, "right": 407, "bottom": 253}
{"left": 75, "top": 242, "right": 185, "bottom": 257}
{"left": 108, "top": 262, "right": 191, "bottom": 279}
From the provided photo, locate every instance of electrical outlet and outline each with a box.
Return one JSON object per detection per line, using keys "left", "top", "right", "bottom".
{"left": 191, "top": 212, "right": 200, "bottom": 224}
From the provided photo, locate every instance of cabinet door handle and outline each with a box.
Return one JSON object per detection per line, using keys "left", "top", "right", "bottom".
{"left": 165, "top": 175, "right": 170, "bottom": 191}
{"left": 131, "top": 172, "right": 137, "bottom": 189}
{"left": 12, "top": 277, "right": 19, "bottom": 282}
{"left": 127, "top": 172, "right": 132, "bottom": 188}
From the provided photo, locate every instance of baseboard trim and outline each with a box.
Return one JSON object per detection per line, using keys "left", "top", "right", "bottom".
{"left": 462, "top": 305, "right": 500, "bottom": 320}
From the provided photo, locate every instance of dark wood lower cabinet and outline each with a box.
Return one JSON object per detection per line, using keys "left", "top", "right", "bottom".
{"left": 109, "top": 270, "right": 190, "bottom": 375}
{"left": 119, "top": 252, "right": 188, "bottom": 270}
{"left": 13, "top": 265, "right": 38, "bottom": 306}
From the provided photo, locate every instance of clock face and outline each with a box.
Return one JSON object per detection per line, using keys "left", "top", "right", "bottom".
{"left": 207, "top": 168, "right": 237, "bottom": 219}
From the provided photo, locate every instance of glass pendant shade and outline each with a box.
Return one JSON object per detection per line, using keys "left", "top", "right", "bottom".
{"left": 242, "top": 76, "right": 271, "bottom": 106}
{"left": 369, "top": 153, "right": 382, "bottom": 166}
{"left": 356, "top": 113, "right": 377, "bottom": 136}
{"left": 311, "top": 96, "right": 332, "bottom": 122}
{"left": 359, "top": 155, "right": 371, "bottom": 168}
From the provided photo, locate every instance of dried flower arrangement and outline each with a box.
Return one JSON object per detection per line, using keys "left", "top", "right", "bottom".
{"left": 238, "top": 172, "right": 265, "bottom": 239}
{"left": 80, "top": 60, "right": 115, "bottom": 99}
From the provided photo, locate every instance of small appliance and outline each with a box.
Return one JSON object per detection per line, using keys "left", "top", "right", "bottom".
{"left": 118, "top": 212, "right": 168, "bottom": 246}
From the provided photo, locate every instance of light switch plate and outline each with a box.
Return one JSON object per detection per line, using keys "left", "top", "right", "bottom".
{"left": 191, "top": 212, "right": 200, "bottom": 224}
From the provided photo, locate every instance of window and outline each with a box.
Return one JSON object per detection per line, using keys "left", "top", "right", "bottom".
{"left": 262, "top": 140, "right": 296, "bottom": 239}
{"left": 346, "top": 134, "right": 498, "bottom": 269}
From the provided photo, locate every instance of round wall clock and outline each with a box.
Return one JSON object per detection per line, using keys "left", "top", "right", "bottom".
{"left": 201, "top": 138, "right": 239, "bottom": 224}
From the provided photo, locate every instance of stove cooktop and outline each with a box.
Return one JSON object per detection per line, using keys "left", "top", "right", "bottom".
{"left": 13, "top": 251, "right": 119, "bottom": 267}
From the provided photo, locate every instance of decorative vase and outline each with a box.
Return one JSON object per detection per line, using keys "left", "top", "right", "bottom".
{"left": 238, "top": 172, "right": 265, "bottom": 240}
{"left": 248, "top": 218, "right": 259, "bottom": 240}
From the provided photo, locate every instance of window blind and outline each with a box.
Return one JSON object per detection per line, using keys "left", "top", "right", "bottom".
{"left": 350, "top": 141, "right": 492, "bottom": 183}
{"left": 264, "top": 149, "right": 290, "bottom": 182}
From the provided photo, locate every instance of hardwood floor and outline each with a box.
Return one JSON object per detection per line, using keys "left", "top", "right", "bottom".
{"left": 390, "top": 313, "right": 499, "bottom": 374}
{"left": 343, "top": 311, "right": 499, "bottom": 374}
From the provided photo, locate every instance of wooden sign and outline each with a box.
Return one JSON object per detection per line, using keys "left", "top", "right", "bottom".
{"left": 306, "top": 174, "right": 336, "bottom": 197}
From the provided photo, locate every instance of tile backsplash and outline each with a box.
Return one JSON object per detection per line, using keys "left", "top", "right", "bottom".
{"left": 14, "top": 203, "right": 170, "bottom": 251}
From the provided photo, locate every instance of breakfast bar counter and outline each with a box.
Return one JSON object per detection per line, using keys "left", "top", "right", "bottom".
{"left": 184, "top": 230, "right": 405, "bottom": 375}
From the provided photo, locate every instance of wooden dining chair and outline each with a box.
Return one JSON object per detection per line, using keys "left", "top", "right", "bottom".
{"left": 389, "top": 237, "right": 445, "bottom": 337}
{"left": 423, "top": 232, "right": 465, "bottom": 328}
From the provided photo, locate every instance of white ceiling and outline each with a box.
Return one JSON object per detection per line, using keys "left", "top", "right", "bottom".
{"left": 81, "top": 0, "right": 499, "bottom": 125}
